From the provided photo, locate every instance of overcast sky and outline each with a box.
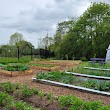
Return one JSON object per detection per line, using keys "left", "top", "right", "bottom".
{"left": 0, "top": 0, "right": 109, "bottom": 48}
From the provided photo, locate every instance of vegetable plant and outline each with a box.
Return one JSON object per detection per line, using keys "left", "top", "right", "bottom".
{"left": 3, "top": 64, "right": 29, "bottom": 71}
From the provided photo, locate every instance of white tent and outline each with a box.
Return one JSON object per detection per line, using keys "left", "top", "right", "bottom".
{"left": 106, "top": 45, "right": 110, "bottom": 63}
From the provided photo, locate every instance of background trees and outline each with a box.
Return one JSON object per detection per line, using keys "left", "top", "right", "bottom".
{"left": 9, "top": 32, "right": 24, "bottom": 46}
{"left": 0, "top": 2, "right": 110, "bottom": 60}
{"left": 50, "top": 2, "right": 110, "bottom": 60}
{"left": 0, "top": 32, "right": 35, "bottom": 58}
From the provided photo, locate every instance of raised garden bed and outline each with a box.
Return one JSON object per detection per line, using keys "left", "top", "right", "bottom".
{"left": 66, "top": 72, "right": 110, "bottom": 80}
{"left": 0, "top": 64, "right": 33, "bottom": 77}
{"left": 34, "top": 71, "right": 110, "bottom": 95}
{"left": 84, "top": 67, "right": 110, "bottom": 71}
{"left": 0, "top": 69, "right": 33, "bottom": 77}
{"left": 71, "top": 65, "right": 110, "bottom": 77}
{"left": 29, "top": 64, "right": 60, "bottom": 71}
{"left": 33, "top": 78, "right": 110, "bottom": 96}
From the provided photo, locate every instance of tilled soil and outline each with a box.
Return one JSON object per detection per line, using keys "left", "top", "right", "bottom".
{"left": 0, "top": 72, "right": 110, "bottom": 105}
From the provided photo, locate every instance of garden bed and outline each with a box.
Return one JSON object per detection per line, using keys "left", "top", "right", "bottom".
{"left": 30, "top": 65, "right": 60, "bottom": 71}
{"left": 71, "top": 64, "right": 110, "bottom": 77}
{"left": 1, "top": 73, "right": 110, "bottom": 105}
{"left": 0, "top": 69, "right": 33, "bottom": 77}
{"left": 84, "top": 67, "right": 110, "bottom": 71}
{"left": 35, "top": 71, "right": 110, "bottom": 94}
{"left": 33, "top": 78, "right": 110, "bottom": 96}
{"left": 1, "top": 82, "right": 110, "bottom": 110}
{"left": 66, "top": 72, "right": 110, "bottom": 80}
{"left": 29, "top": 60, "right": 81, "bottom": 72}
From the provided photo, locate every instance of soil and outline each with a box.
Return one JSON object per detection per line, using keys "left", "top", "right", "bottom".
{"left": 0, "top": 60, "right": 110, "bottom": 109}
{"left": 0, "top": 72, "right": 110, "bottom": 106}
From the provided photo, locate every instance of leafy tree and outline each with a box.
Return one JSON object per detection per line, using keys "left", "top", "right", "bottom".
{"left": 53, "top": 2, "right": 110, "bottom": 59}
{"left": 9, "top": 32, "right": 24, "bottom": 46}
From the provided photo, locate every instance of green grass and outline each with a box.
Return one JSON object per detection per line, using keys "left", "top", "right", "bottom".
{"left": 0, "top": 56, "right": 31, "bottom": 64}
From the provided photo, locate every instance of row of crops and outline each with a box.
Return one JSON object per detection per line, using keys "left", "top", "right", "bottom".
{"left": 36, "top": 71, "right": 110, "bottom": 91}
{"left": 0, "top": 82, "right": 110, "bottom": 110}
{"left": 0, "top": 60, "right": 57, "bottom": 72}
{"left": 1, "top": 59, "right": 110, "bottom": 109}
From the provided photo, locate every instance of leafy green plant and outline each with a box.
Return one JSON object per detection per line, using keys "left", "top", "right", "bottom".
{"left": 58, "top": 95, "right": 102, "bottom": 110}
{"left": 36, "top": 71, "right": 74, "bottom": 82}
{"left": 21, "top": 85, "right": 37, "bottom": 97}
{"left": 83, "top": 79, "right": 97, "bottom": 89}
{"left": 96, "top": 81, "right": 110, "bottom": 91}
{"left": 30, "top": 63, "right": 54, "bottom": 68}
{"left": 14, "top": 101, "right": 35, "bottom": 110}
{"left": 38, "top": 90, "right": 45, "bottom": 100}
{"left": 47, "top": 92, "right": 54, "bottom": 104}
{"left": 3, "top": 64, "right": 29, "bottom": 71}
{"left": 0, "top": 92, "right": 13, "bottom": 107}
{"left": 4, "top": 100, "right": 39, "bottom": 110}
{"left": 82, "top": 101, "right": 102, "bottom": 110}
{"left": 0, "top": 82, "right": 20, "bottom": 93}
{"left": 58, "top": 95, "right": 75, "bottom": 108}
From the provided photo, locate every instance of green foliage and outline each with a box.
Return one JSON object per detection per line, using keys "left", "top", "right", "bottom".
{"left": 80, "top": 57, "right": 88, "bottom": 61}
{"left": 36, "top": 70, "right": 110, "bottom": 91}
{"left": 36, "top": 71, "right": 74, "bottom": 83}
{"left": 0, "top": 82, "right": 20, "bottom": 93}
{"left": 0, "top": 63, "right": 5, "bottom": 67}
{"left": 21, "top": 85, "right": 38, "bottom": 97}
{"left": 96, "top": 81, "right": 110, "bottom": 91}
{"left": 82, "top": 101, "right": 102, "bottom": 110}
{"left": 30, "top": 63, "right": 54, "bottom": 68}
{"left": 0, "top": 92, "right": 13, "bottom": 106}
{"left": 58, "top": 95, "right": 102, "bottom": 110}
{"left": 58, "top": 95, "right": 76, "bottom": 108}
{"left": 0, "top": 57, "right": 31, "bottom": 64}
{"left": 9, "top": 32, "right": 24, "bottom": 46}
{"left": 83, "top": 79, "right": 97, "bottom": 89}
{"left": 3, "top": 64, "right": 29, "bottom": 71}
{"left": 14, "top": 101, "right": 36, "bottom": 110}
{"left": 4, "top": 100, "right": 38, "bottom": 110}
{"left": 38, "top": 90, "right": 45, "bottom": 99}
{"left": 47, "top": 92, "right": 54, "bottom": 104}
{"left": 51, "top": 2, "right": 110, "bottom": 59}
{"left": 72, "top": 62, "right": 110, "bottom": 77}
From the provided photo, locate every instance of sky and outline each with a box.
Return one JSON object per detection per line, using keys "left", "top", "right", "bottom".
{"left": 0, "top": 0, "right": 110, "bottom": 48}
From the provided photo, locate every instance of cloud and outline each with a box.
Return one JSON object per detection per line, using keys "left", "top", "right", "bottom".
{"left": 0, "top": 0, "right": 109, "bottom": 47}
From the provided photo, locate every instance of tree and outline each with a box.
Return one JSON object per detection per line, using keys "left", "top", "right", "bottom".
{"left": 50, "top": 19, "right": 76, "bottom": 59}
{"left": 54, "top": 2, "right": 110, "bottom": 59}
{"left": 9, "top": 32, "right": 24, "bottom": 46}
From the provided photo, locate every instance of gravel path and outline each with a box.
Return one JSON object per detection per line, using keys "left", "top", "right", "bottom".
{"left": 0, "top": 72, "right": 110, "bottom": 105}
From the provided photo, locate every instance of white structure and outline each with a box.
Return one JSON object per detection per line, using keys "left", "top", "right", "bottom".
{"left": 106, "top": 45, "right": 110, "bottom": 63}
